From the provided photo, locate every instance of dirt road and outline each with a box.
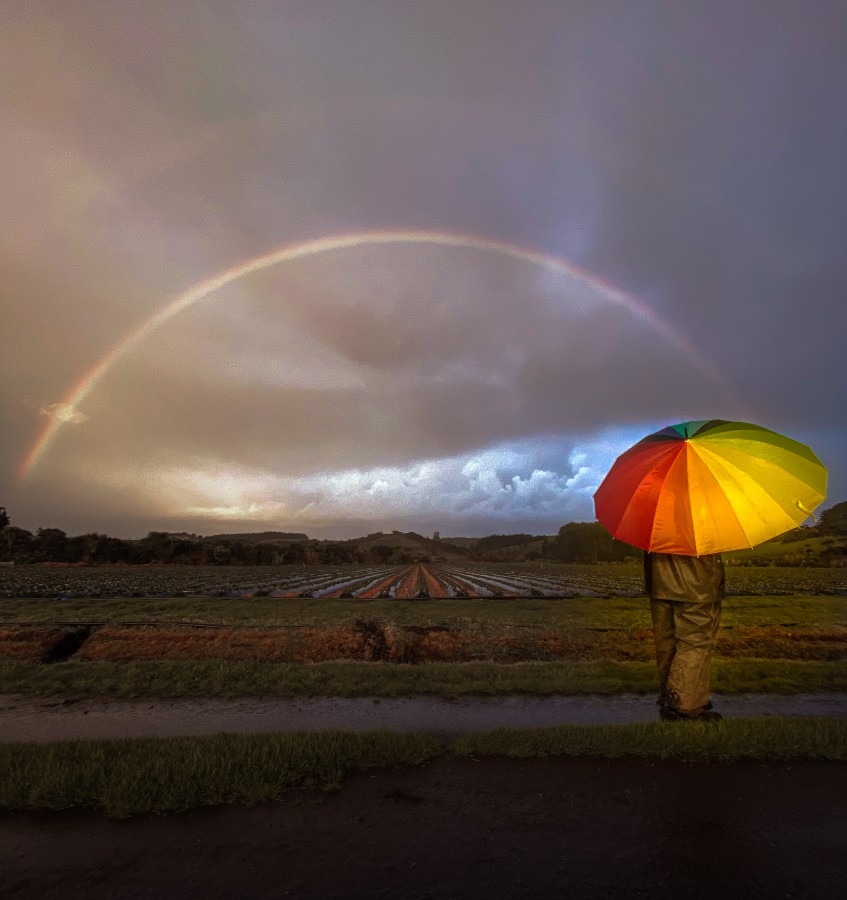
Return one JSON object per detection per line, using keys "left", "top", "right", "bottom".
{"left": 3, "top": 692, "right": 846, "bottom": 743}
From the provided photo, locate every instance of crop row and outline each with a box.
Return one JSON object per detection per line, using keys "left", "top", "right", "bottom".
{"left": 1, "top": 562, "right": 845, "bottom": 600}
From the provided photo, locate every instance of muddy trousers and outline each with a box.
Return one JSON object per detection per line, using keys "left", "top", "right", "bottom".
{"left": 650, "top": 598, "right": 722, "bottom": 716}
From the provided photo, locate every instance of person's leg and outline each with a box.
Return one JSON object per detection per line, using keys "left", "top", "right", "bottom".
{"left": 649, "top": 598, "right": 676, "bottom": 708}
{"left": 665, "top": 600, "right": 722, "bottom": 715}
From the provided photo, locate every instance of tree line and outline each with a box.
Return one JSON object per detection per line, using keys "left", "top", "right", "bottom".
{"left": 0, "top": 526, "right": 380, "bottom": 567}
{"left": 1, "top": 501, "right": 844, "bottom": 566}
{"left": 1, "top": 519, "right": 629, "bottom": 566}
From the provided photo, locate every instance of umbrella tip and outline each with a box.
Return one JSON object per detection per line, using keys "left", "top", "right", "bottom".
{"left": 795, "top": 500, "right": 817, "bottom": 523}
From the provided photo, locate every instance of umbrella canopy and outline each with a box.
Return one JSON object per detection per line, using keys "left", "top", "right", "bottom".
{"left": 594, "top": 420, "right": 827, "bottom": 555}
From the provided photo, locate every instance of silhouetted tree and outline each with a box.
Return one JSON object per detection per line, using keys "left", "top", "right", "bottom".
{"left": 552, "top": 522, "right": 633, "bottom": 563}
{"left": 371, "top": 544, "right": 394, "bottom": 563}
{"left": 33, "top": 528, "right": 71, "bottom": 562}
{"left": 819, "top": 501, "right": 847, "bottom": 537}
{"left": 282, "top": 543, "right": 307, "bottom": 565}
{"left": 2, "top": 526, "right": 33, "bottom": 562}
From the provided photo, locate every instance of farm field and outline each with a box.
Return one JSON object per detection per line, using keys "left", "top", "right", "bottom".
{"left": 1, "top": 562, "right": 846, "bottom": 637}
{"left": 1, "top": 588, "right": 845, "bottom": 701}
{"left": 2, "top": 562, "right": 845, "bottom": 701}
{"left": 2, "top": 561, "right": 845, "bottom": 601}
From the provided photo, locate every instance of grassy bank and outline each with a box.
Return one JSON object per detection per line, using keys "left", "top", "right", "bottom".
{"left": 453, "top": 716, "right": 847, "bottom": 762}
{"left": 4, "top": 622, "right": 843, "bottom": 664}
{"left": 0, "top": 729, "right": 441, "bottom": 818}
{"left": 2, "top": 718, "right": 845, "bottom": 817}
{"left": 3, "top": 658, "right": 846, "bottom": 698}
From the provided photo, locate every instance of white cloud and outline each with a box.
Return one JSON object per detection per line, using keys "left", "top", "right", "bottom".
{"left": 130, "top": 428, "right": 646, "bottom": 533}
{"left": 40, "top": 403, "right": 88, "bottom": 425}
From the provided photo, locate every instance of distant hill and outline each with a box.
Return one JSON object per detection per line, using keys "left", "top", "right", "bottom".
{"left": 443, "top": 533, "right": 554, "bottom": 560}
{"left": 205, "top": 531, "right": 309, "bottom": 544}
{"left": 351, "top": 531, "right": 467, "bottom": 557}
{"left": 441, "top": 537, "right": 478, "bottom": 548}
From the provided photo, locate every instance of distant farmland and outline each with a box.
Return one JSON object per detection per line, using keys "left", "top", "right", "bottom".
{"left": 1, "top": 561, "right": 845, "bottom": 601}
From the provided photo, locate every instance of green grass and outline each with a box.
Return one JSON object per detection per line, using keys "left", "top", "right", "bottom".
{"left": 728, "top": 535, "right": 847, "bottom": 563}
{"left": 453, "top": 716, "right": 847, "bottom": 762}
{"left": 0, "top": 729, "right": 441, "bottom": 818}
{"left": 2, "top": 718, "right": 844, "bottom": 818}
{"left": 2, "top": 594, "right": 845, "bottom": 628}
{"left": 3, "top": 658, "right": 846, "bottom": 698}
{"left": 2, "top": 595, "right": 650, "bottom": 627}
{"left": 711, "top": 660, "right": 847, "bottom": 693}
{"left": 719, "top": 596, "right": 847, "bottom": 627}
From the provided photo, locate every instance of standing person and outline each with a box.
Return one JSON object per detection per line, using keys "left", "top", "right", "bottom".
{"left": 643, "top": 551, "right": 725, "bottom": 721}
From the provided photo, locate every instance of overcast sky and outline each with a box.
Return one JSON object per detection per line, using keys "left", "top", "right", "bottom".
{"left": 2, "top": 0, "right": 845, "bottom": 539}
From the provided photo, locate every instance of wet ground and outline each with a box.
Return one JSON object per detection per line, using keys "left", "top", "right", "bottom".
{"left": 2, "top": 755, "right": 846, "bottom": 899}
{"left": 3, "top": 693, "right": 846, "bottom": 897}
{"left": 3, "top": 692, "right": 847, "bottom": 743}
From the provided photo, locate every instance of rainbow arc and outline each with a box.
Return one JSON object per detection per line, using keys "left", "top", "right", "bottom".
{"left": 20, "top": 230, "right": 729, "bottom": 479}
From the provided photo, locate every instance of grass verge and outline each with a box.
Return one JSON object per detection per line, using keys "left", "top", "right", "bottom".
{"left": 3, "top": 594, "right": 845, "bottom": 629}
{"left": 2, "top": 659, "right": 847, "bottom": 698}
{"left": 453, "top": 716, "right": 847, "bottom": 763}
{"left": 0, "top": 729, "right": 441, "bottom": 818}
{"left": 2, "top": 718, "right": 844, "bottom": 818}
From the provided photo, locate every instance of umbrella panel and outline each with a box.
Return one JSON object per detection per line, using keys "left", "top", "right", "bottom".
{"left": 593, "top": 441, "right": 682, "bottom": 549}
{"left": 642, "top": 446, "right": 698, "bottom": 554}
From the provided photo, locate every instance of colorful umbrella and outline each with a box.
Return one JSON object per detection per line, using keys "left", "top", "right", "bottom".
{"left": 593, "top": 420, "right": 827, "bottom": 555}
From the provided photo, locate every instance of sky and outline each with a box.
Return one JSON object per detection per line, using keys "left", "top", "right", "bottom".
{"left": 2, "top": 0, "right": 845, "bottom": 540}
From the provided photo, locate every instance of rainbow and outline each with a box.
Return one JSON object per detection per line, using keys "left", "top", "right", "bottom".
{"left": 19, "top": 229, "right": 729, "bottom": 479}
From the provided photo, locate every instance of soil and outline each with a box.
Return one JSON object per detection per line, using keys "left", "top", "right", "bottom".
{"left": 2, "top": 755, "right": 846, "bottom": 899}
{"left": 3, "top": 692, "right": 846, "bottom": 743}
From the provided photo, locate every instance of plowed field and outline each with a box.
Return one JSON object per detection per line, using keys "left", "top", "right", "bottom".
{"left": 3, "top": 561, "right": 844, "bottom": 600}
